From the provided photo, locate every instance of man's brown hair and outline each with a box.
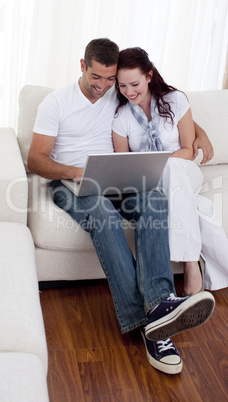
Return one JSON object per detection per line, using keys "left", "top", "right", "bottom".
{"left": 84, "top": 38, "right": 119, "bottom": 68}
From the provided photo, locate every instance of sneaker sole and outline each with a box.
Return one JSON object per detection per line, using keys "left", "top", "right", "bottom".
{"left": 141, "top": 331, "right": 183, "bottom": 375}
{"left": 145, "top": 291, "right": 215, "bottom": 341}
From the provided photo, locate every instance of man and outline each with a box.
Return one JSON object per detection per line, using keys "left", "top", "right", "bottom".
{"left": 28, "top": 38, "right": 215, "bottom": 375}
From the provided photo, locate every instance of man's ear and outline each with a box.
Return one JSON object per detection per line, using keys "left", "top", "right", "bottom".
{"left": 80, "top": 59, "right": 86, "bottom": 73}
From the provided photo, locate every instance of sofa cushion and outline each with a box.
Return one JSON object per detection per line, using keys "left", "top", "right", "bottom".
{"left": 0, "top": 128, "right": 28, "bottom": 224}
{"left": 27, "top": 174, "right": 135, "bottom": 252}
{"left": 0, "top": 223, "right": 48, "bottom": 372}
{"left": 0, "top": 353, "right": 49, "bottom": 402}
{"left": 186, "top": 90, "right": 228, "bottom": 166}
{"left": 17, "top": 85, "right": 54, "bottom": 170}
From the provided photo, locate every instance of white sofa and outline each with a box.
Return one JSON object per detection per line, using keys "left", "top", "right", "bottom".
{"left": 1, "top": 86, "right": 228, "bottom": 283}
{"left": 0, "top": 222, "right": 49, "bottom": 401}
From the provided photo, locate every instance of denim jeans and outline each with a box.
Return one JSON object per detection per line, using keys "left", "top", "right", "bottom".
{"left": 50, "top": 181, "right": 176, "bottom": 333}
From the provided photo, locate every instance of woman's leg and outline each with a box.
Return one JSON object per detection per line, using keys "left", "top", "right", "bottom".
{"left": 158, "top": 158, "right": 203, "bottom": 294}
{"left": 183, "top": 261, "right": 202, "bottom": 294}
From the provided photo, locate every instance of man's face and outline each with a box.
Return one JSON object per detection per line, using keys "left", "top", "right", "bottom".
{"left": 80, "top": 59, "right": 117, "bottom": 102}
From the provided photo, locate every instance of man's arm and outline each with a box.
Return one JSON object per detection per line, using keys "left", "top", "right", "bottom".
{"left": 27, "top": 133, "right": 83, "bottom": 181}
{"left": 193, "top": 122, "right": 214, "bottom": 164}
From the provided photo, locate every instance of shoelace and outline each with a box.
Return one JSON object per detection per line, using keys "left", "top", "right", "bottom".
{"left": 156, "top": 338, "right": 175, "bottom": 352}
{"left": 149, "top": 293, "right": 188, "bottom": 316}
{"left": 167, "top": 293, "right": 188, "bottom": 301}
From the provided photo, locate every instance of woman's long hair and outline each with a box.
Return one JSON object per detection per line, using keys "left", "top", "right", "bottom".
{"left": 115, "top": 47, "right": 177, "bottom": 123}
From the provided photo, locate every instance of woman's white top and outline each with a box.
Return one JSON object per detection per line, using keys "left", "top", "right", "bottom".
{"left": 112, "top": 90, "right": 190, "bottom": 153}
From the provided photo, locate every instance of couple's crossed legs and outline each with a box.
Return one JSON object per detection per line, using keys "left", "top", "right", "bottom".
{"left": 51, "top": 181, "right": 215, "bottom": 374}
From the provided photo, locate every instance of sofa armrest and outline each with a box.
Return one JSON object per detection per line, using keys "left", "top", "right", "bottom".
{"left": 0, "top": 128, "right": 28, "bottom": 224}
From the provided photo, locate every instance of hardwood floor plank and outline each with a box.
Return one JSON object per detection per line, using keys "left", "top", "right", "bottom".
{"left": 101, "top": 346, "right": 144, "bottom": 401}
{"left": 200, "top": 339, "right": 228, "bottom": 391}
{"left": 78, "top": 361, "right": 115, "bottom": 402}
{"left": 178, "top": 344, "right": 227, "bottom": 401}
{"left": 78, "top": 346, "right": 147, "bottom": 402}
{"left": 57, "top": 286, "right": 101, "bottom": 349}
{"left": 76, "top": 348, "right": 104, "bottom": 364}
{"left": 40, "top": 289, "right": 75, "bottom": 351}
{"left": 47, "top": 350, "right": 85, "bottom": 402}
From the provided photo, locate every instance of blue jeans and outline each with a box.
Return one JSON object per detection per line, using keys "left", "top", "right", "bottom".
{"left": 50, "top": 181, "right": 176, "bottom": 333}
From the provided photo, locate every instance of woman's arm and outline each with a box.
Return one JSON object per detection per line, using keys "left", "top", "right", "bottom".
{"left": 112, "top": 131, "right": 130, "bottom": 152}
{"left": 112, "top": 111, "right": 213, "bottom": 164}
{"left": 170, "top": 109, "right": 195, "bottom": 160}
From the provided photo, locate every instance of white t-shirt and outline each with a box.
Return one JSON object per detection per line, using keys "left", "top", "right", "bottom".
{"left": 112, "top": 91, "right": 190, "bottom": 154}
{"left": 33, "top": 81, "right": 118, "bottom": 167}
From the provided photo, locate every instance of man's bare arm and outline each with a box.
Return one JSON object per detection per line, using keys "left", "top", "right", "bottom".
{"left": 27, "top": 133, "right": 83, "bottom": 181}
{"left": 193, "top": 122, "right": 214, "bottom": 164}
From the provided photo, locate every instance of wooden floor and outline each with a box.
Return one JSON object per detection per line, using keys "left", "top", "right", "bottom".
{"left": 39, "top": 276, "right": 228, "bottom": 402}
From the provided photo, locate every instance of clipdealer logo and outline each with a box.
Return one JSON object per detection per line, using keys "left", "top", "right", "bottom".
{"left": 195, "top": 174, "right": 224, "bottom": 228}
{"left": 4, "top": 174, "right": 225, "bottom": 230}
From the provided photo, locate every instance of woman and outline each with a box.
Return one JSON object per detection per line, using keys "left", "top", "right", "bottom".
{"left": 112, "top": 47, "right": 228, "bottom": 295}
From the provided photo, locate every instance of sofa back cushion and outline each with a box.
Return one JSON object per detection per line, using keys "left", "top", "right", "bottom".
{"left": 17, "top": 85, "right": 54, "bottom": 170}
{"left": 17, "top": 85, "right": 228, "bottom": 169}
{"left": 186, "top": 90, "right": 228, "bottom": 166}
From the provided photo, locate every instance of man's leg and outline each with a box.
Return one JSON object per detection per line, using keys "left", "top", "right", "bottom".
{"left": 50, "top": 181, "right": 154, "bottom": 333}
{"left": 119, "top": 189, "right": 176, "bottom": 313}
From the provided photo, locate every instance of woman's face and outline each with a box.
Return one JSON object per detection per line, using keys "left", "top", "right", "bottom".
{"left": 117, "top": 68, "right": 152, "bottom": 106}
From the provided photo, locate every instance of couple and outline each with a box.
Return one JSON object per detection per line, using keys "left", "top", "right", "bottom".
{"left": 28, "top": 38, "right": 216, "bottom": 375}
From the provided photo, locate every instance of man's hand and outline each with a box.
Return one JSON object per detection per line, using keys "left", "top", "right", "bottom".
{"left": 193, "top": 122, "right": 214, "bottom": 164}
{"left": 193, "top": 136, "right": 214, "bottom": 164}
{"left": 74, "top": 168, "right": 84, "bottom": 183}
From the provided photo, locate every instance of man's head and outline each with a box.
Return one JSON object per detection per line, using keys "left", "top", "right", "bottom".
{"left": 79, "top": 38, "right": 119, "bottom": 102}
{"left": 84, "top": 38, "right": 119, "bottom": 69}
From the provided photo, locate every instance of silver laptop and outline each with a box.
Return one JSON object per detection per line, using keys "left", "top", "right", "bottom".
{"left": 61, "top": 151, "right": 170, "bottom": 197}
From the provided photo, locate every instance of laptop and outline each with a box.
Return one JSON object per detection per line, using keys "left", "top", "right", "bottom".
{"left": 61, "top": 151, "right": 170, "bottom": 197}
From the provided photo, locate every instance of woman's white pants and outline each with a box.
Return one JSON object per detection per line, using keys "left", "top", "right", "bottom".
{"left": 158, "top": 158, "right": 228, "bottom": 290}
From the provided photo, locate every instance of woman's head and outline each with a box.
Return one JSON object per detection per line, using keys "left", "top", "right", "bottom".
{"left": 116, "top": 48, "right": 153, "bottom": 107}
{"left": 117, "top": 47, "right": 153, "bottom": 77}
{"left": 115, "top": 47, "right": 177, "bottom": 122}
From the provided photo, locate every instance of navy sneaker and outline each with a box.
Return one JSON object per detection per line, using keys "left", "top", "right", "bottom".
{"left": 141, "top": 329, "right": 182, "bottom": 374}
{"left": 145, "top": 291, "right": 215, "bottom": 341}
